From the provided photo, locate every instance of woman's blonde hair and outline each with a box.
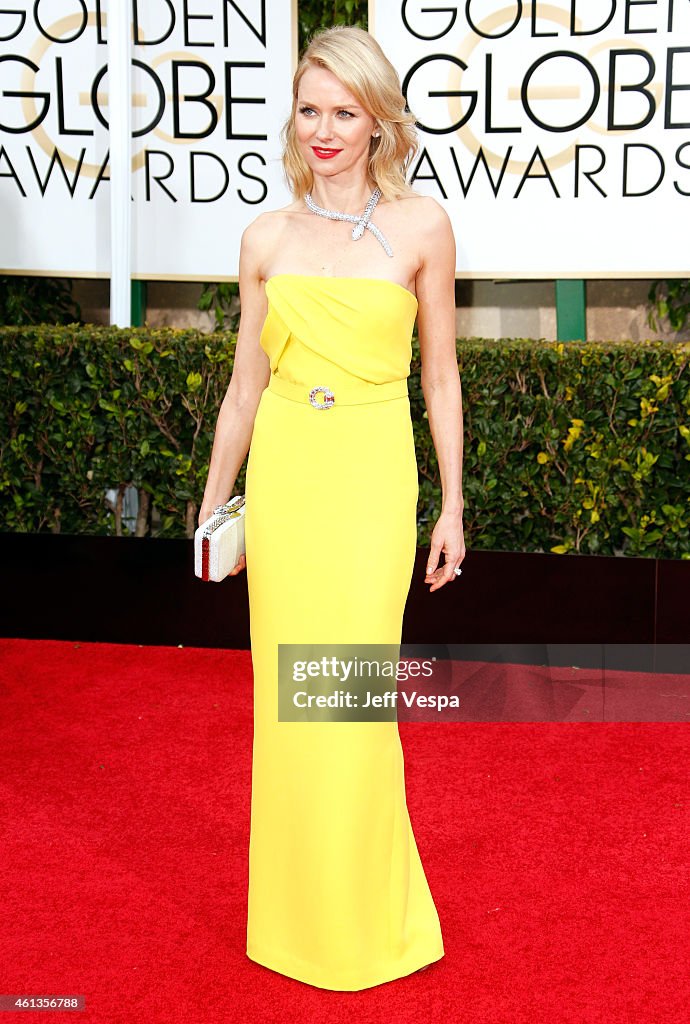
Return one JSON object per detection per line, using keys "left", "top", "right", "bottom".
{"left": 281, "top": 25, "right": 418, "bottom": 202}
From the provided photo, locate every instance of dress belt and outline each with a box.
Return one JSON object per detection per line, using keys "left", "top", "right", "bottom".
{"left": 267, "top": 373, "right": 409, "bottom": 409}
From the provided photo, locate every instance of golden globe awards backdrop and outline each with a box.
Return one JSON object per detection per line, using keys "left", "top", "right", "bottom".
{"left": 0, "top": 1, "right": 296, "bottom": 279}
{"left": 370, "top": 0, "right": 690, "bottom": 277}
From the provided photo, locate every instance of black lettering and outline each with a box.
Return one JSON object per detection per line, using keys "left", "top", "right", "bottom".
{"left": 571, "top": 0, "right": 616, "bottom": 36}
{"left": 183, "top": 0, "right": 212, "bottom": 46}
{"left": 574, "top": 145, "right": 607, "bottom": 197}
{"left": 674, "top": 140, "right": 690, "bottom": 195}
{"left": 94, "top": 0, "right": 106, "bottom": 44}
{"left": 26, "top": 146, "right": 85, "bottom": 196}
{"left": 466, "top": 0, "right": 522, "bottom": 38}
{"left": 0, "top": 7, "right": 26, "bottom": 40}
{"left": 88, "top": 148, "right": 110, "bottom": 199}
{"left": 623, "top": 143, "right": 665, "bottom": 196}
{"left": 173, "top": 61, "right": 218, "bottom": 139}
{"left": 514, "top": 146, "right": 560, "bottom": 197}
{"left": 90, "top": 65, "right": 109, "bottom": 129}
{"left": 409, "top": 148, "right": 448, "bottom": 199}
{"left": 0, "top": 56, "right": 49, "bottom": 133}
{"left": 522, "top": 51, "right": 600, "bottom": 133}
{"left": 667, "top": 0, "right": 684, "bottom": 31}
{"left": 91, "top": 60, "right": 165, "bottom": 134}
{"left": 608, "top": 49, "right": 656, "bottom": 131}
{"left": 401, "top": 0, "right": 456, "bottom": 41}
{"left": 223, "top": 0, "right": 266, "bottom": 46}
{"left": 237, "top": 151, "right": 268, "bottom": 204}
{"left": 144, "top": 149, "right": 176, "bottom": 202}
{"left": 624, "top": 0, "right": 658, "bottom": 33}
{"left": 485, "top": 54, "right": 521, "bottom": 133}
{"left": 451, "top": 146, "right": 512, "bottom": 197}
{"left": 402, "top": 55, "right": 477, "bottom": 135}
{"left": 665, "top": 47, "right": 690, "bottom": 129}
{"left": 34, "top": 0, "right": 87, "bottom": 42}
{"left": 531, "top": 2, "right": 557, "bottom": 37}
{"left": 0, "top": 145, "right": 26, "bottom": 195}
{"left": 132, "top": 62, "right": 166, "bottom": 137}
{"left": 133, "top": 0, "right": 175, "bottom": 45}
{"left": 225, "top": 62, "right": 266, "bottom": 140}
{"left": 56, "top": 57, "right": 93, "bottom": 136}
{"left": 190, "top": 151, "right": 229, "bottom": 201}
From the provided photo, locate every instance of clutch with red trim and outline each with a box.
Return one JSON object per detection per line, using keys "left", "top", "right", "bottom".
{"left": 194, "top": 495, "right": 246, "bottom": 582}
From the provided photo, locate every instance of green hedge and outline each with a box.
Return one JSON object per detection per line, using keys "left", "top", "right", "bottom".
{"left": 1, "top": 325, "right": 689, "bottom": 558}
{"left": 298, "top": 2, "right": 367, "bottom": 49}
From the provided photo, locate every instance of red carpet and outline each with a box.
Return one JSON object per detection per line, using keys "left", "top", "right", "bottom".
{"left": 0, "top": 639, "right": 687, "bottom": 1023}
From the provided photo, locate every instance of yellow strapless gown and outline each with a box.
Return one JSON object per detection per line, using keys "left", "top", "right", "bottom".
{"left": 243, "top": 274, "right": 444, "bottom": 990}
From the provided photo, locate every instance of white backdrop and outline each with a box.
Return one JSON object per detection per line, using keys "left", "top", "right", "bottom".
{"left": 0, "top": 0, "right": 296, "bottom": 279}
{"left": 371, "top": 0, "right": 690, "bottom": 277}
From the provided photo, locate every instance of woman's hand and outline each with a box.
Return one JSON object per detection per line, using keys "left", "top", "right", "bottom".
{"left": 198, "top": 501, "right": 216, "bottom": 528}
{"left": 424, "top": 509, "right": 466, "bottom": 593}
{"left": 197, "top": 502, "right": 247, "bottom": 577}
{"left": 228, "top": 553, "right": 247, "bottom": 576}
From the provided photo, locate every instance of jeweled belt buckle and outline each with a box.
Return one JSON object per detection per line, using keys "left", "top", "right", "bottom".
{"left": 309, "top": 385, "right": 335, "bottom": 410}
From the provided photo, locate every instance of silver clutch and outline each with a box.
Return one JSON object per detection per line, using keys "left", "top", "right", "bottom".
{"left": 194, "top": 495, "right": 246, "bottom": 582}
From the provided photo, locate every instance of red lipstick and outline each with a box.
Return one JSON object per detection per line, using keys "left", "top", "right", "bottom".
{"left": 312, "top": 147, "right": 342, "bottom": 160}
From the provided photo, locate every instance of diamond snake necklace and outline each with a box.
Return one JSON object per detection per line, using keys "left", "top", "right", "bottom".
{"left": 304, "top": 186, "right": 394, "bottom": 258}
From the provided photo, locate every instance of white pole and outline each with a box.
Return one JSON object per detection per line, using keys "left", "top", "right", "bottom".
{"left": 108, "top": 0, "right": 132, "bottom": 327}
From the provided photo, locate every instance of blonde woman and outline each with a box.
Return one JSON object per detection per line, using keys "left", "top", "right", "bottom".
{"left": 199, "top": 25, "right": 465, "bottom": 990}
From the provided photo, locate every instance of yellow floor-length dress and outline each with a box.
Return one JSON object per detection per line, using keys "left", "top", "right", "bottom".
{"left": 243, "top": 274, "right": 444, "bottom": 990}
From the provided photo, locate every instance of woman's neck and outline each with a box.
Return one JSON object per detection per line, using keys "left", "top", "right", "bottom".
{"left": 308, "top": 176, "right": 378, "bottom": 215}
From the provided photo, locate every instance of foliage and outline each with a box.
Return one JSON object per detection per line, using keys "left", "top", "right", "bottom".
{"left": 197, "top": 282, "right": 240, "bottom": 331}
{"left": 0, "top": 276, "right": 81, "bottom": 326}
{"left": 0, "top": 324, "right": 236, "bottom": 538}
{"left": 298, "top": 0, "right": 367, "bottom": 49}
{"left": 409, "top": 336, "right": 690, "bottom": 559}
{"left": 2, "top": 326, "right": 689, "bottom": 558}
{"left": 647, "top": 280, "right": 690, "bottom": 334}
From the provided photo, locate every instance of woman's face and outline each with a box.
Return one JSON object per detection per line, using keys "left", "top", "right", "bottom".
{"left": 294, "top": 65, "right": 377, "bottom": 180}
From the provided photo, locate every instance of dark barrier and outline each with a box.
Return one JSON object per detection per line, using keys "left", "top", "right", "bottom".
{"left": 1, "top": 534, "right": 687, "bottom": 671}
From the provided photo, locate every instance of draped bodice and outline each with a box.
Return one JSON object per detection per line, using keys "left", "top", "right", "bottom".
{"left": 260, "top": 275, "right": 418, "bottom": 387}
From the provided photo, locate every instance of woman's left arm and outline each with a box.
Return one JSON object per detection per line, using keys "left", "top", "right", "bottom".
{"left": 414, "top": 197, "right": 466, "bottom": 593}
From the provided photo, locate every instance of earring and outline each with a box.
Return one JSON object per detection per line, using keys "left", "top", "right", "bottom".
{"left": 373, "top": 130, "right": 381, "bottom": 138}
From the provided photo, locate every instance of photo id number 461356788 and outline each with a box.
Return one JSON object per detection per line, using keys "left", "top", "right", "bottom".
{"left": 0, "top": 995, "right": 86, "bottom": 1011}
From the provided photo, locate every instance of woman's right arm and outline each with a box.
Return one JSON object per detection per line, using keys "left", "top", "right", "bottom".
{"left": 198, "top": 216, "right": 272, "bottom": 536}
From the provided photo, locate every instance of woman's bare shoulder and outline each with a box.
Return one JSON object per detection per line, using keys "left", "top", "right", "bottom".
{"left": 405, "top": 196, "right": 454, "bottom": 259}
{"left": 240, "top": 204, "right": 302, "bottom": 274}
{"left": 382, "top": 192, "right": 450, "bottom": 239}
{"left": 382, "top": 193, "right": 453, "bottom": 269}
{"left": 242, "top": 204, "right": 299, "bottom": 243}
{"left": 397, "top": 192, "right": 450, "bottom": 224}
